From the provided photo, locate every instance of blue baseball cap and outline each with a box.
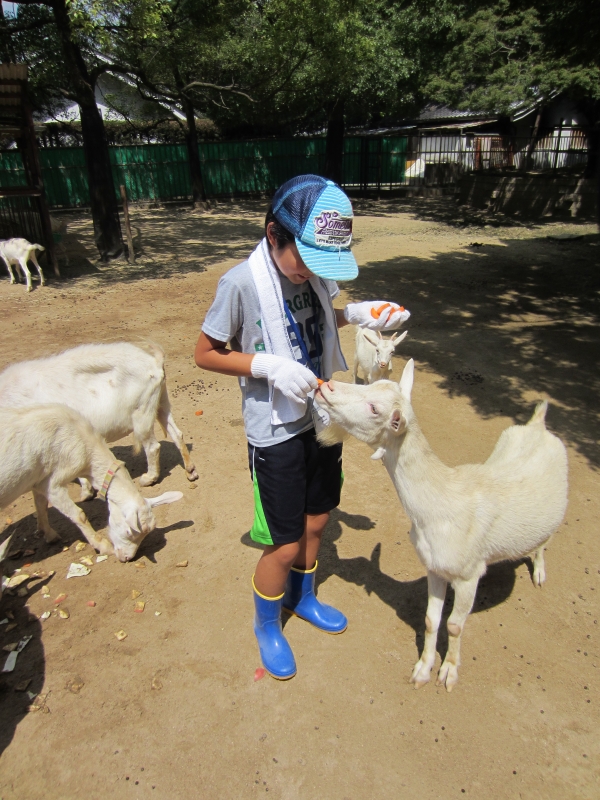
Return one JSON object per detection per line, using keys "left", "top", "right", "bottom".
{"left": 271, "top": 174, "right": 358, "bottom": 281}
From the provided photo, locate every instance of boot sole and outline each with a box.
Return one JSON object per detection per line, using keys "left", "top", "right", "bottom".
{"left": 283, "top": 607, "right": 347, "bottom": 635}
{"left": 266, "top": 668, "right": 297, "bottom": 681}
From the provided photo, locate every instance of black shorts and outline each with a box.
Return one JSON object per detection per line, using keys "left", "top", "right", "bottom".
{"left": 248, "top": 429, "right": 343, "bottom": 546}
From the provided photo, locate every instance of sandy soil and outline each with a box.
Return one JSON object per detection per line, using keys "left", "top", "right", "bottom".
{"left": 0, "top": 197, "right": 598, "bottom": 800}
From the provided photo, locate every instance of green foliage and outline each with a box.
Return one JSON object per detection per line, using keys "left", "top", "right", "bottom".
{"left": 426, "top": 0, "right": 600, "bottom": 114}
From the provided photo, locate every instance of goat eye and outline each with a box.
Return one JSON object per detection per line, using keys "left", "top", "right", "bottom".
{"left": 369, "top": 403, "right": 379, "bottom": 415}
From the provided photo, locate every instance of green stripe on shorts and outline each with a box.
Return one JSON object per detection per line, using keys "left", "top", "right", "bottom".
{"left": 250, "top": 468, "right": 274, "bottom": 545}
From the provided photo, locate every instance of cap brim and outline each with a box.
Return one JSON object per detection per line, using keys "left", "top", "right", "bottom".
{"left": 296, "top": 238, "right": 358, "bottom": 281}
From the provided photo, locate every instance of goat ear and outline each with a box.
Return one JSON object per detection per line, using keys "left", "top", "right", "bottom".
{"left": 371, "top": 447, "right": 386, "bottom": 460}
{"left": 146, "top": 491, "right": 184, "bottom": 507}
{"left": 399, "top": 358, "right": 414, "bottom": 399}
{"left": 363, "top": 330, "right": 379, "bottom": 347}
{"left": 392, "top": 331, "right": 408, "bottom": 346}
{"left": 389, "top": 408, "right": 406, "bottom": 435}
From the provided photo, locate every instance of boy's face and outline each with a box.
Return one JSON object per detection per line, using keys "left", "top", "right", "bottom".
{"left": 267, "top": 224, "right": 314, "bottom": 285}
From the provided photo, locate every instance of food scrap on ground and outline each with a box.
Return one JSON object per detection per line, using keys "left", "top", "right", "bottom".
{"left": 195, "top": 410, "right": 203, "bottom": 416}
{"left": 66, "top": 563, "right": 91, "bottom": 579}
{"left": 74, "top": 541, "right": 86, "bottom": 552}
{"left": 115, "top": 630, "right": 127, "bottom": 641}
{"left": 2, "top": 636, "right": 33, "bottom": 673}
{"left": 176, "top": 560, "right": 188, "bottom": 568}
{"left": 254, "top": 668, "right": 266, "bottom": 682}
{"left": 58, "top": 608, "right": 70, "bottom": 619}
{"left": 96, "top": 555, "right": 108, "bottom": 563}
{"left": 53, "top": 593, "right": 67, "bottom": 604}
{"left": 86, "top": 600, "right": 96, "bottom": 607}
{"left": 134, "top": 600, "right": 145, "bottom": 613}
{"left": 131, "top": 589, "right": 142, "bottom": 599}
{"left": 79, "top": 555, "right": 94, "bottom": 566}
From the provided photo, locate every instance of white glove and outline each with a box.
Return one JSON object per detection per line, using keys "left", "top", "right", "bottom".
{"left": 344, "top": 301, "right": 411, "bottom": 331}
{"left": 251, "top": 353, "right": 318, "bottom": 402}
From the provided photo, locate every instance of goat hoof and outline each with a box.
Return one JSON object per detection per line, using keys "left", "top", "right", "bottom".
{"left": 139, "top": 473, "right": 158, "bottom": 487}
{"left": 437, "top": 662, "right": 459, "bottom": 691}
{"left": 186, "top": 468, "right": 199, "bottom": 482}
{"left": 410, "top": 661, "right": 431, "bottom": 687}
{"left": 42, "top": 529, "right": 61, "bottom": 544}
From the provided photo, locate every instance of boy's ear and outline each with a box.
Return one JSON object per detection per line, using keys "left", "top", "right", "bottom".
{"left": 389, "top": 408, "right": 406, "bottom": 435}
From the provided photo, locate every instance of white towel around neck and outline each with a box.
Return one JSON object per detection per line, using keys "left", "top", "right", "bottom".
{"left": 248, "top": 237, "right": 347, "bottom": 425}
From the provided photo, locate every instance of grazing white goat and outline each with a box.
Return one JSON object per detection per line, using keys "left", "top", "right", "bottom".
{"left": 316, "top": 361, "right": 568, "bottom": 691}
{"left": 0, "top": 341, "right": 198, "bottom": 498}
{"left": 0, "top": 405, "right": 182, "bottom": 562}
{"left": 354, "top": 329, "right": 407, "bottom": 384}
{"left": 0, "top": 238, "right": 45, "bottom": 292}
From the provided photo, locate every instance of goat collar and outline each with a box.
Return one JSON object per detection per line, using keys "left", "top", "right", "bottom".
{"left": 98, "top": 462, "right": 122, "bottom": 502}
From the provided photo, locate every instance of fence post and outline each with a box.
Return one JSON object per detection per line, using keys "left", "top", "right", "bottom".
{"left": 553, "top": 119, "right": 564, "bottom": 171}
{"left": 119, "top": 184, "right": 135, "bottom": 264}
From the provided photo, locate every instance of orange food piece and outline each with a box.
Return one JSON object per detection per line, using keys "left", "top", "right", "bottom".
{"left": 317, "top": 379, "right": 324, "bottom": 386}
{"left": 370, "top": 302, "right": 391, "bottom": 319}
{"left": 87, "top": 600, "right": 96, "bottom": 607}
{"left": 195, "top": 410, "right": 203, "bottom": 416}
{"left": 54, "top": 593, "right": 67, "bottom": 605}
{"left": 254, "top": 667, "right": 266, "bottom": 682}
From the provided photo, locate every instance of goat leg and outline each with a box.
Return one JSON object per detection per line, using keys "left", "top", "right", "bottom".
{"left": 157, "top": 392, "right": 198, "bottom": 481}
{"left": 32, "top": 488, "right": 61, "bottom": 543}
{"left": 45, "top": 484, "right": 112, "bottom": 555}
{"left": 437, "top": 574, "right": 480, "bottom": 692}
{"left": 410, "top": 571, "right": 447, "bottom": 688}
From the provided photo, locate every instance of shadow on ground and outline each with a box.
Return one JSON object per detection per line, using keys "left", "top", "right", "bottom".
{"left": 340, "top": 231, "right": 600, "bottom": 467}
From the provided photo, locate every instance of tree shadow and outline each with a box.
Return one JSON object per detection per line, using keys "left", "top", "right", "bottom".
{"left": 0, "top": 577, "right": 46, "bottom": 756}
{"left": 339, "top": 231, "right": 600, "bottom": 466}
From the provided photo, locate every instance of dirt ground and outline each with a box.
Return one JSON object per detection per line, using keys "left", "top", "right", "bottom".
{"left": 0, "top": 196, "right": 598, "bottom": 800}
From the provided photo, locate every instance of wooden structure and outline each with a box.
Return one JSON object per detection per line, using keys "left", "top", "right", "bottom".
{"left": 0, "top": 63, "right": 58, "bottom": 276}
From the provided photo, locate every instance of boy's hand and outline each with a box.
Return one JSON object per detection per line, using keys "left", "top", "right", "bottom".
{"left": 251, "top": 354, "right": 318, "bottom": 401}
{"left": 344, "top": 301, "right": 410, "bottom": 331}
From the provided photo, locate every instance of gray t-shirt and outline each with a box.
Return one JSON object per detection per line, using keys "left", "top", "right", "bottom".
{"left": 202, "top": 259, "right": 339, "bottom": 447}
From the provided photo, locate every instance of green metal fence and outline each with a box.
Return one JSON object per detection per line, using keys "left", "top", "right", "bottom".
{"left": 0, "top": 135, "right": 408, "bottom": 208}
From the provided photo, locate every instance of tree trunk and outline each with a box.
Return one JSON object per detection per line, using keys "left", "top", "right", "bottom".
{"left": 0, "top": 6, "right": 16, "bottom": 62}
{"left": 522, "top": 107, "right": 543, "bottom": 173}
{"left": 182, "top": 97, "right": 207, "bottom": 207}
{"left": 51, "top": 0, "right": 123, "bottom": 260}
{"left": 324, "top": 100, "right": 345, "bottom": 185}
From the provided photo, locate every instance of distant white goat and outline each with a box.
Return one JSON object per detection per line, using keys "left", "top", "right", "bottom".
{"left": 0, "top": 405, "right": 182, "bottom": 562}
{"left": 0, "top": 238, "right": 45, "bottom": 292}
{"left": 354, "top": 329, "right": 407, "bottom": 384}
{"left": 0, "top": 341, "right": 198, "bottom": 499}
{"left": 316, "top": 361, "right": 568, "bottom": 691}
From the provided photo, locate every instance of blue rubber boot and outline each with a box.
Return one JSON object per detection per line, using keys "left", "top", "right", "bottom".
{"left": 252, "top": 577, "right": 297, "bottom": 680}
{"left": 283, "top": 561, "right": 347, "bottom": 634}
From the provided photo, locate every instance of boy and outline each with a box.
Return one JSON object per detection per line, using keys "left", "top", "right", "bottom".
{"left": 195, "top": 175, "right": 409, "bottom": 679}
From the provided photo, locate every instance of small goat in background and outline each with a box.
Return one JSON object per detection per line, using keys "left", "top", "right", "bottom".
{"left": 316, "top": 361, "right": 568, "bottom": 691}
{"left": 0, "top": 238, "right": 45, "bottom": 292}
{"left": 354, "top": 329, "right": 407, "bottom": 384}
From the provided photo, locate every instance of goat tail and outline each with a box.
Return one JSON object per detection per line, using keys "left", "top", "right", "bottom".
{"left": 132, "top": 339, "right": 165, "bottom": 367}
{"left": 33, "top": 244, "right": 45, "bottom": 252}
{"left": 529, "top": 400, "right": 548, "bottom": 426}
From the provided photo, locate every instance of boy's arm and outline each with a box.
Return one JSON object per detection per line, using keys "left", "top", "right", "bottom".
{"left": 195, "top": 332, "right": 254, "bottom": 377}
{"left": 335, "top": 307, "right": 350, "bottom": 329}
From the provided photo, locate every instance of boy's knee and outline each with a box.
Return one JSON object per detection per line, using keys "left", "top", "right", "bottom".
{"left": 267, "top": 541, "right": 301, "bottom": 567}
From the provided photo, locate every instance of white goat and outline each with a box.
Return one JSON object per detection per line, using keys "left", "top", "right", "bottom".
{"left": 0, "top": 341, "right": 198, "bottom": 499}
{"left": 0, "top": 405, "right": 182, "bottom": 562}
{"left": 0, "top": 238, "right": 45, "bottom": 292}
{"left": 354, "top": 329, "right": 407, "bottom": 384}
{"left": 316, "top": 361, "right": 568, "bottom": 691}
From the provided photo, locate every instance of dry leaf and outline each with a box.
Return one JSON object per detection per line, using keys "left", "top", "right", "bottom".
{"left": 66, "top": 676, "right": 84, "bottom": 694}
{"left": 6, "top": 574, "right": 30, "bottom": 588}
{"left": 114, "top": 629, "right": 127, "bottom": 641}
